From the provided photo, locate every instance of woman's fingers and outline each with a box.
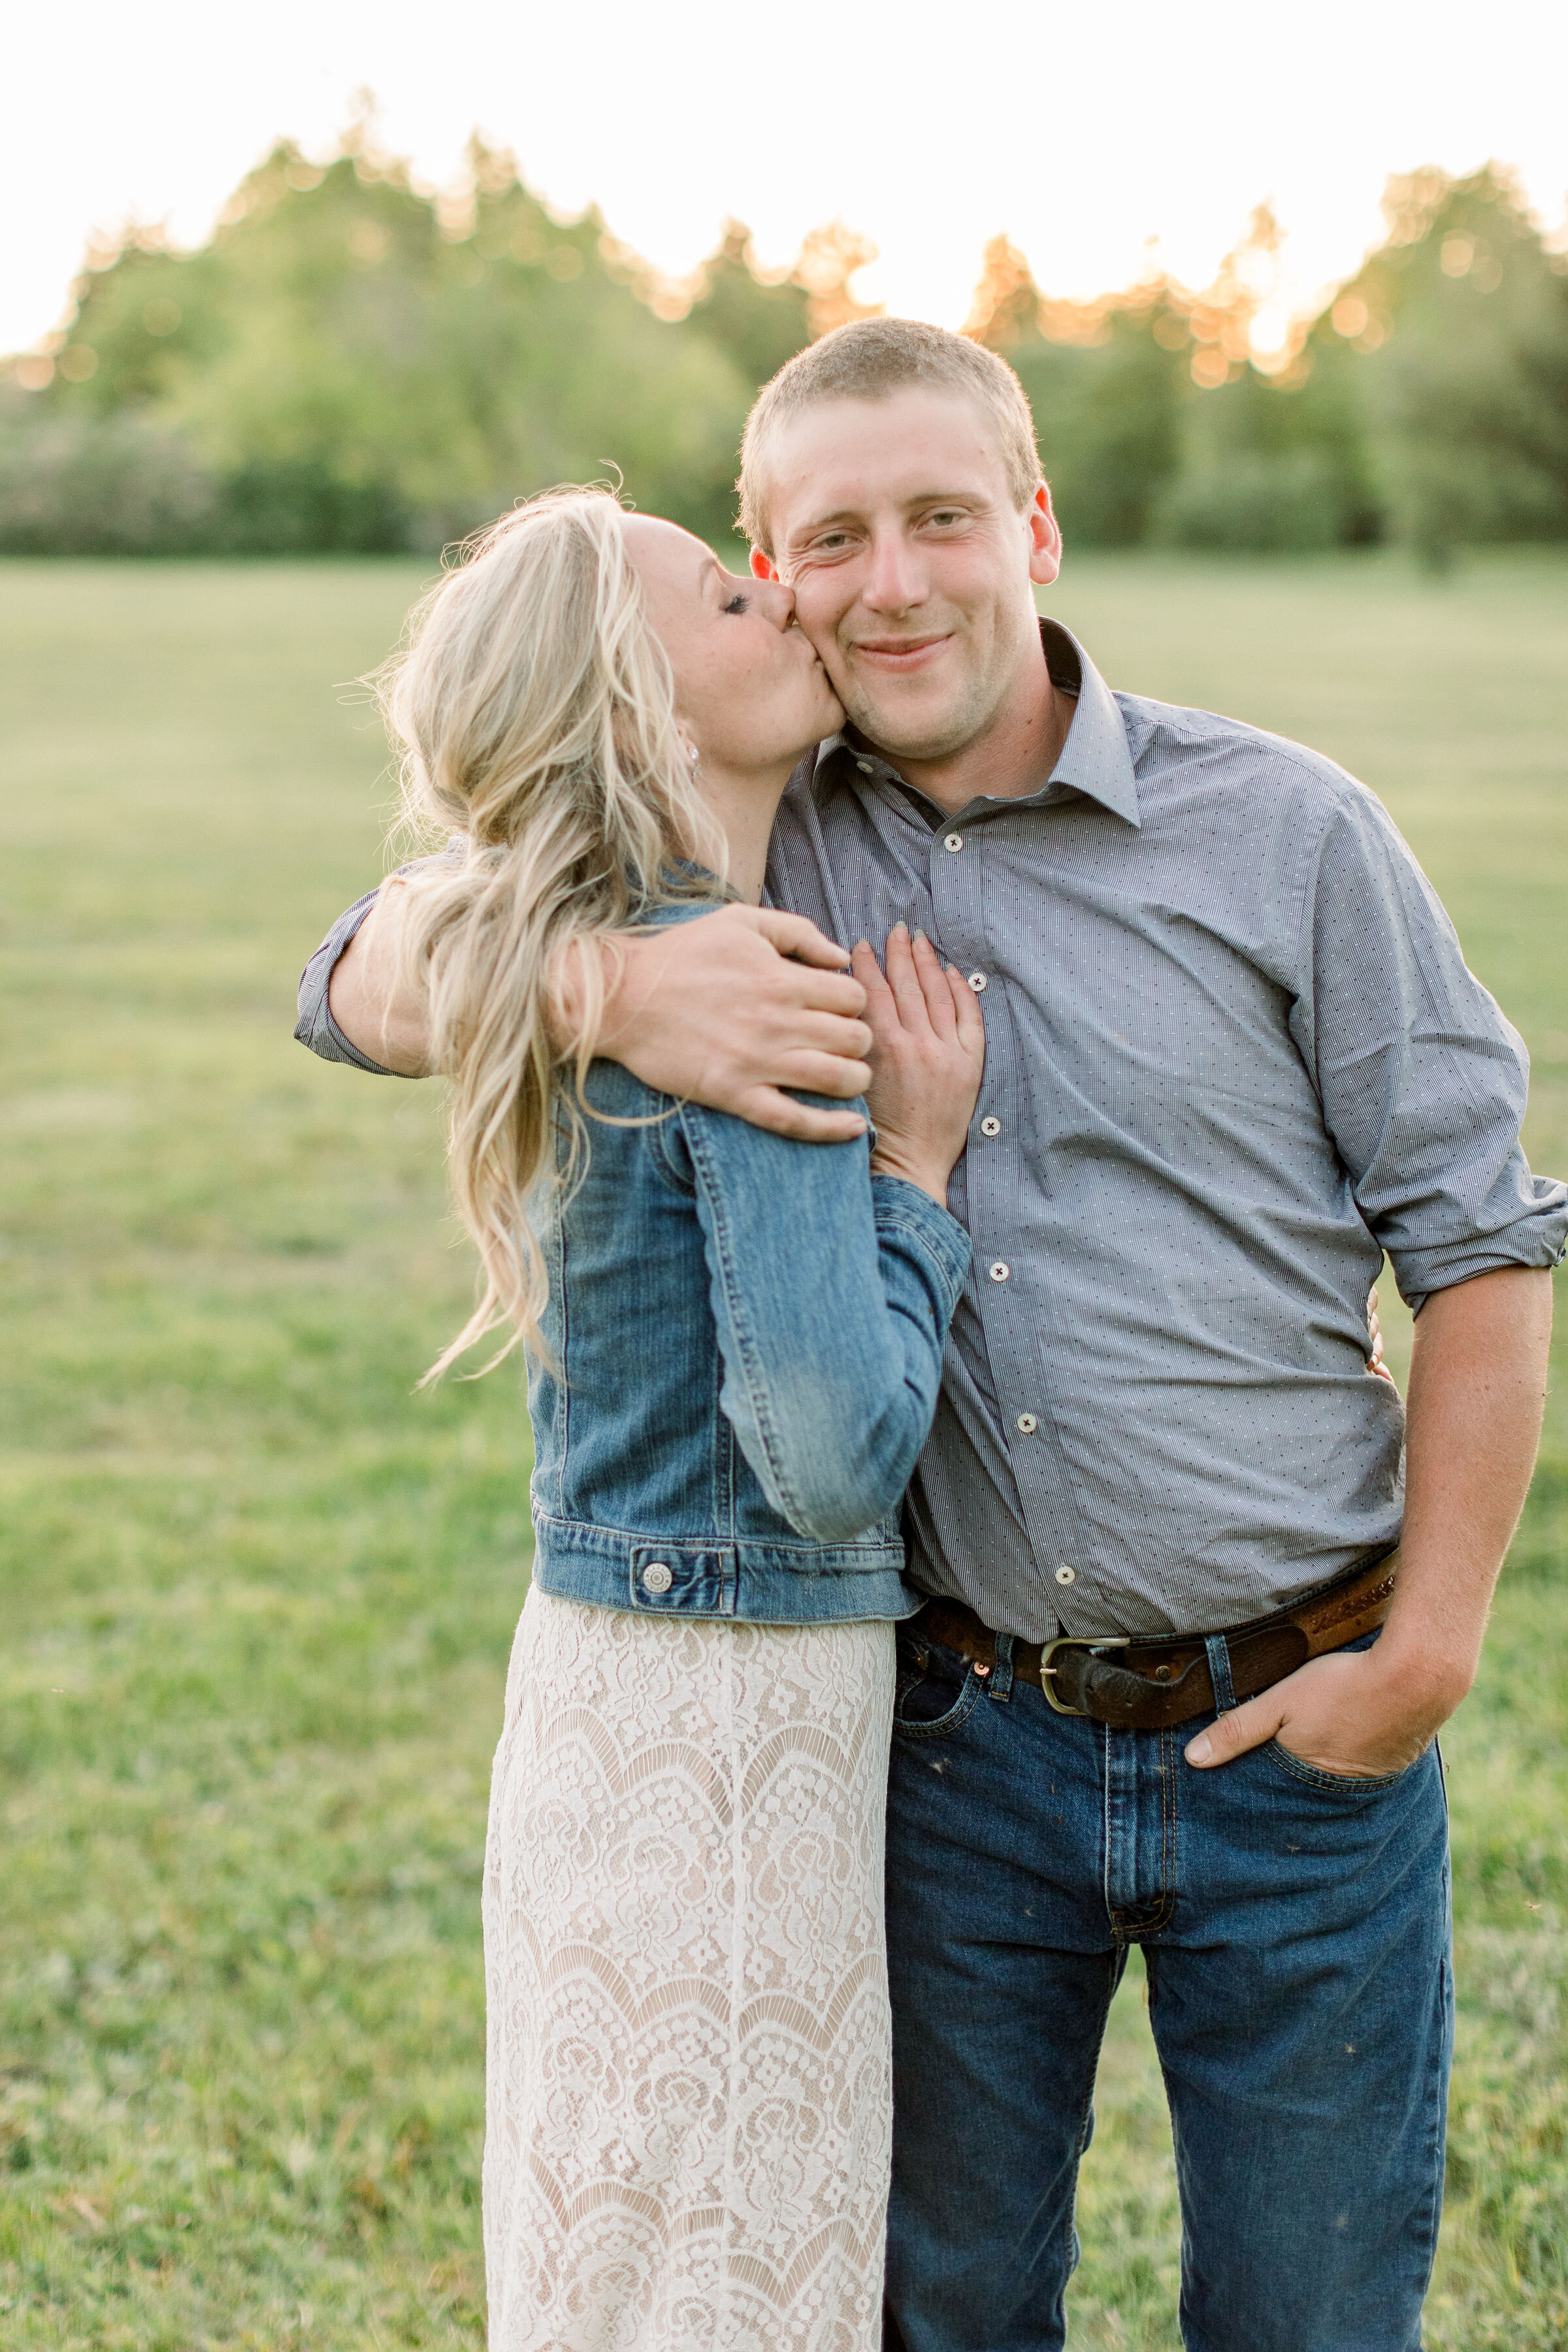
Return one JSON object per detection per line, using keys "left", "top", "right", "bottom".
{"left": 883, "top": 924, "right": 931, "bottom": 1032}
{"left": 851, "top": 939, "right": 899, "bottom": 1048}
{"left": 910, "top": 929, "right": 958, "bottom": 1036}
{"left": 946, "top": 963, "right": 987, "bottom": 1066}
{"left": 851, "top": 937, "right": 892, "bottom": 1007}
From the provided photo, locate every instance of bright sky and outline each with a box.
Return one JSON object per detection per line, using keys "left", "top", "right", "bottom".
{"left": 7, "top": 0, "right": 1566, "bottom": 359}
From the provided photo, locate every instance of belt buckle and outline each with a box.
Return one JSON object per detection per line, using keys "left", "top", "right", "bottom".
{"left": 1039, "top": 1635, "right": 1130, "bottom": 1716}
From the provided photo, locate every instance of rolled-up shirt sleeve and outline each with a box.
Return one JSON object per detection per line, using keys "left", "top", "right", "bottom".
{"left": 293, "top": 886, "right": 406, "bottom": 1075}
{"left": 1294, "top": 786, "right": 1567, "bottom": 1311}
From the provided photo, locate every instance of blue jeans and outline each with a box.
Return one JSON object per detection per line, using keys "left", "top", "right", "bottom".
{"left": 883, "top": 1624, "right": 1453, "bottom": 2352}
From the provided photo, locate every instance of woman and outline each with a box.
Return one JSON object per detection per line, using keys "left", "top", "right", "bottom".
{"left": 361, "top": 489, "right": 985, "bottom": 2351}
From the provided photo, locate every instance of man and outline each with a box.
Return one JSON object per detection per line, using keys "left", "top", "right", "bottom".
{"left": 299, "top": 320, "right": 1564, "bottom": 2350}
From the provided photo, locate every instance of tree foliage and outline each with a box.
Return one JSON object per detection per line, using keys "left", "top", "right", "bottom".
{"left": 3, "top": 140, "right": 1565, "bottom": 559}
{"left": 966, "top": 171, "right": 1568, "bottom": 557}
{"left": 0, "top": 133, "right": 846, "bottom": 553}
{"left": 1311, "top": 167, "right": 1568, "bottom": 560}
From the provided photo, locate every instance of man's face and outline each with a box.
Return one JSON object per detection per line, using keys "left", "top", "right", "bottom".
{"left": 754, "top": 388, "right": 1061, "bottom": 765}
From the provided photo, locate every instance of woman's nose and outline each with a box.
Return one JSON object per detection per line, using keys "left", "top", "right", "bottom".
{"left": 760, "top": 576, "right": 798, "bottom": 630}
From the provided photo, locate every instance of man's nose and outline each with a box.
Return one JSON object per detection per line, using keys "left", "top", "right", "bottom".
{"left": 861, "top": 532, "right": 926, "bottom": 615}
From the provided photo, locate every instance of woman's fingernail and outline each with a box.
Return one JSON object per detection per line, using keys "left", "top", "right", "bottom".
{"left": 1185, "top": 1734, "right": 1212, "bottom": 1765}
{"left": 855, "top": 938, "right": 871, "bottom": 951}
{"left": 912, "top": 928, "right": 928, "bottom": 943}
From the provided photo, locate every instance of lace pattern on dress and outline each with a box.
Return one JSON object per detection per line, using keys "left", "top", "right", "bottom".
{"left": 482, "top": 1588, "right": 896, "bottom": 2351}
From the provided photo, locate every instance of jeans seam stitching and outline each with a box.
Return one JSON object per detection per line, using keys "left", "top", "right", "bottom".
{"left": 1161, "top": 1722, "right": 1177, "bottom": 1927}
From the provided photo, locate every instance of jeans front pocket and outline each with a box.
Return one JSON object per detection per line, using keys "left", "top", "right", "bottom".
{"left": 1256, "top": 1624, "right": 1422, "bottom": 1797}
{"left": 893, "top": 1638, "right": 986, "bottom": 1741}
{"left": 1262, "top": 1738, "right": 1426, "bottom": 1797}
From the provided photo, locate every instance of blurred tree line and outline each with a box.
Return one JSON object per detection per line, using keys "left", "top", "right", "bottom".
{"left": 2, "top": 133, "right": 1565, "bottom": 561}
{"left": 968, "top": 167, "right": 1568, "bottom": 562}
{"left": 0, "top": 127, "right": 872, "bottom": 556}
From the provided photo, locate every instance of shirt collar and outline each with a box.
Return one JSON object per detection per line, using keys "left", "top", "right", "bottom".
{"left": 811, "top": 617, "right": 1139, "bottom": 830}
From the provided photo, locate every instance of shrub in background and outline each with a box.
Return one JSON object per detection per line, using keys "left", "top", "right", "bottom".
{"left": 1154, "top": 452, "right": 1350, "bottom": 555}
{"left": 0, "top": 410, "right": 219, "bottom": 555}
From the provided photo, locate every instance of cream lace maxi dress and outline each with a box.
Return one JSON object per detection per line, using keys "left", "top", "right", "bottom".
{"left": 483, "top": 1599, "right": 899, "bottom": 2351}
{"left": 475, "top": 1000, "right": 970, "bottom": 2352}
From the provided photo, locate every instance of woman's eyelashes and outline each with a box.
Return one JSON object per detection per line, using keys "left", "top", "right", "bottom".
{"left": 723, "top": 591, "right": 750, "bottom": 615}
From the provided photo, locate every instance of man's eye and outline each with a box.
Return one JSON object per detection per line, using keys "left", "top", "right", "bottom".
{"left": 724, "top": 592, "right": 750, "bottom": 615}
{"left": 926, "top": 510, "right": 966, "bottom": 528}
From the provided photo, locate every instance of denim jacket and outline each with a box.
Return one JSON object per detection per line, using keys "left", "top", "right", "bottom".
{"left": 297, "top": 894, "right": 972, "bottom": 1625}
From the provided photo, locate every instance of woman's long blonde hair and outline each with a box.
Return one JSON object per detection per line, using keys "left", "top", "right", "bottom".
{"left": 377, "top": 487, "right": 725, "bottom": 1382}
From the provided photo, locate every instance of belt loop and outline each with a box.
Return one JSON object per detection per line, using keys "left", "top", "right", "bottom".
{"left": 1205, "top": 1632, "right": 1237, "bottom": 1714}
{"left": 988, "top": 1630, "right": 1015, "bottom": 1703}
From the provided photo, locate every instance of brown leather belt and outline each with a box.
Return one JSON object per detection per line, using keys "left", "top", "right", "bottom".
{"left": 911, "top": 1548, "right": 1400, "bottom": 1732}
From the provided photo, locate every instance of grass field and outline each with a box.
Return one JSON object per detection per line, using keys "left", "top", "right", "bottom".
{"left": 2, "top": 550, "right": 1565, "bottom": 2350}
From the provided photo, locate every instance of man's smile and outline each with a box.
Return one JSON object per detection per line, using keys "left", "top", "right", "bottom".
{"left": 847, "top": 632, "right": 955, "bottom": 672}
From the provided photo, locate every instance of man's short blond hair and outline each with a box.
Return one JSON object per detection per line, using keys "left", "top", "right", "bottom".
{"left": 737, "top": 318, "right": 1043, "bottom": 555}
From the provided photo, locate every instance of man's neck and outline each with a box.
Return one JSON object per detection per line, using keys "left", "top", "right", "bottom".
{"left": 860, "top": 629, "right": 1073, "bottom": 819}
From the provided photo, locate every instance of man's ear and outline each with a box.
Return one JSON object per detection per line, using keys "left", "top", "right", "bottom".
{"left": 750, "top": 547, "right": 781, "bottom": 581}
{"left": 1026, "top": 484, "right": 1063, "bottom": 589}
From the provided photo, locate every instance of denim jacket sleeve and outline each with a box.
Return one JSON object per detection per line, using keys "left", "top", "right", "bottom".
{"left": 674, "top": 1099, "right": 973, "bottom": 1543}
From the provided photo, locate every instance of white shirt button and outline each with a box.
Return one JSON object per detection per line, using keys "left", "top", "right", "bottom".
{"left": 641, "top": 1561, "right": 674, "bottom": 1594}
{"left": 1016, "top": 1413, "right": 1038, "bottom": 1434}
{"left": 1054, "top": 1563, "right": 1077, "bottom": 1586}
{"left": 988, "top": 1261, "right": 1010, "bottom": 1282}
{"left": 855, "top": 757, "right": 874, "bottom": 774}
{"left": 980, "top": 1116, "right": 1002, "bottom": 1137}
{"left": 944, "top": 833, "right": 964, "bottom": 853}
{"left": 967, "top": 971, "right": 988, "bottom": 992}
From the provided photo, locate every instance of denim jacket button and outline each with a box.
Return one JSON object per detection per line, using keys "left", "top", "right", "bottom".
{"left": 641, "top": 1561, "right": 674, "bottom": 1594}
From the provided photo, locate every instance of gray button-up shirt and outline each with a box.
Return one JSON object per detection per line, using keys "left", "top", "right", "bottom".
{"left": 764, "top": 621, "right": 1566, "bottom": 1641}
{"left": 298, "top": 620, "right": 1565, "bottom": 1644}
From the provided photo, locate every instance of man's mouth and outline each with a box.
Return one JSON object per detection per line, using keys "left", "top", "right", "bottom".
{"left": 849, "top": 633, "right": 952, "bottom": 674}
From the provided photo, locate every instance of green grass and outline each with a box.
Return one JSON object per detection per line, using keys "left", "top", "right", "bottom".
{"left": 1, "top": 551, "right": 1564, "bottom": 2348}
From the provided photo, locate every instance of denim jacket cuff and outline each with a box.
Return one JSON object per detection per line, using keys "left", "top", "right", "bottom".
{"left": 870, "top": 1173, "right": 973, "bottom": 1314}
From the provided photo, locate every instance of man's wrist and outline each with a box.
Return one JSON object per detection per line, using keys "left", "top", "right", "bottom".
{"left": 1364, "top": 1627, "right": 1476, "bottom": 1730}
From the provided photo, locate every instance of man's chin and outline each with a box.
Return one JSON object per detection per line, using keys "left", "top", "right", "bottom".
{"left": 843, "top": 688, "right": 982, "bottom": 767}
